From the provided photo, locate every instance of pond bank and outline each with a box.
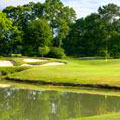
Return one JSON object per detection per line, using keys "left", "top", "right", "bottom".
{"left": 7, "top": 59, "right": 120, "bottom": 90}
{"left": 75, "top": 113, "right": 120, "bottom": 120}
{"left": 5, "top": 77, "right": 120, "bottom": 90}
{"left": 2, "top": 57, "right": 120, "bottom": 91}
{"left": 2, "top": 79, "right": 120, "bottom": 97}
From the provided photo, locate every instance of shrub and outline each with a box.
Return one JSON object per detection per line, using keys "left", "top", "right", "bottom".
{"left": 23, "top": 46, "right": 38, "bottom": 57}
{"left": 110, "top": 50, "right": 120, "bottom": 59}
{"left": 48, "top": 47, "right": 66, "bottom": 59}
{"left": 11, "top": 54, "right": 22, "bottom": 57}
{"left": 38, "top": 46, "right": 50, "bottom": 57}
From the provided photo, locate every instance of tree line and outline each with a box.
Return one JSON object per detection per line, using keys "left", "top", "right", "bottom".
{"left": 0, "top": 0, "right": 120, "bottom": 58}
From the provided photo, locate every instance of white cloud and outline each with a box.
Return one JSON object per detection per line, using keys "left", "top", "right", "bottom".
{"left": 0, "top": 0, "right": 44, "bottom": 9}
{"left": 62, "top": 0, "right": 97, "bottom": 18}
{"left": 0, "top": 0, "right": 120, "bottom": 18}
{"left": 62, "top": 0, "right": 120, "bottom": 18}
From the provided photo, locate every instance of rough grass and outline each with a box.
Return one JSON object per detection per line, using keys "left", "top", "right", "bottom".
{"left": 7, "top": 59, "right": 120, "bottom": 88}
{"left": 0, "top": 67, "right": 29, "bottom": 76}
{"left": 0, "top": 56, "right": 66, "bottom": 77}
{"left": 0, "top": 56, "right": 65, "bottom": 66}
{"left": 0, "top": 57, "right": 27, "bottom": 66}
{"left": 74, "top": 113, "right": 120, "bottom": 120}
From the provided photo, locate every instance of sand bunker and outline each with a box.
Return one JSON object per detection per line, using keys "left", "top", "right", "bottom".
{"left": 0, "top": 84, "right": 11, "bottom": 88}
{"left": 0, "top": 60, "right": 13, "bottom": 67}
{"left": 21, "top": 64, "right": 34, "bottom": 67}
{"left": 23, "top": 59, "right": 47, "bottom": 63}
{"left": 21, "top": 62, "right": 65, "bottom": 67}
{"left": 41, "top": 62, "right": 65, "bottom": 66}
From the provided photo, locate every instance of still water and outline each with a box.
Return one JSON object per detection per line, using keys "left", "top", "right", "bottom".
{"left": 0, "top": 88, "right": 120, "bottom": 120}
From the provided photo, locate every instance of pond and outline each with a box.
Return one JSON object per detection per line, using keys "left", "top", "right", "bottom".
{"left": 0, "top": 87, "right": 120, "bottom": 120}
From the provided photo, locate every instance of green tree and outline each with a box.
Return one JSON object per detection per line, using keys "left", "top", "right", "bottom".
{"left": 98, "top": 3, "right": 120, "bottom": 60}
{"left": 24, "top": 18, "right": 52, "bottom": 56}
{"left": 44, "top": 0, "right": 76, "bottom": 47}
{"left": 38, "top": 46, "right": 50, "bottom": 57}
{"left": 65, "top": 3, "right": 120, "bottom": 58}
{"left": 0, "top": 12, "right": 21, "bottom": 55}
{"left": 65, "top": 13, "right": 104, "bottom": 56}
{"left": 0, "top": 12, "right": 12, "bottom": 55}
{"left": 3, "top": 2, "right": 44, "bottom": 31}
{"left": 55, "top": 19, "right": 69, "bottom": 47}
{"left": 3, "top": 3, "right": 35, "bottom": 30}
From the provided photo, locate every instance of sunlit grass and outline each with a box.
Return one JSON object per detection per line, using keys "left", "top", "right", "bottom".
{"left": 7, "top": 59, "right": 120, "bottom": 88}
{"left": 74, "top": 113, "right": 120, "bottom": 120}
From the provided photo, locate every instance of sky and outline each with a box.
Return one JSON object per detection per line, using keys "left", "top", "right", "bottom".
{"left": 0, "top": 0, "right": 120, "bottom": 18}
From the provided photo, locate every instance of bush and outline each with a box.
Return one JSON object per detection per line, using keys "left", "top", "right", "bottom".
{"left": 110, "top": 50, "right": 120, "bottom": 59}
{"left": 38, "top": 46, "right": 50, "bottom": 57}
{"left": 11, "top": 54, "right": 22, "bottom": 57}
{"left": 24, "top": 46, "right": 37, "bottom": 57}
{"left": 48, "top": 47, "right": 66, "bottom": 59}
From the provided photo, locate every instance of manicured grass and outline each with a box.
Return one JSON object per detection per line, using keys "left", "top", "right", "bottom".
{"left": 7, "top": 59, "right": 120, "bottom": 88}
{"left": 74, "top": 113, "right": 120, "bottom": 120}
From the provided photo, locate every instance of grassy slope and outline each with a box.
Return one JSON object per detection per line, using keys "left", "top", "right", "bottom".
{"left": 8, "top": 59, "right": 120, "bottom": 88}
{"left": 0, "top": 57, "right": 66, "bottom": 76}
{"left": 0, "top": 67, "right": 29, "bottom": 76}
{"left": 74, "top": 113, "right": 120, "bottom": 120}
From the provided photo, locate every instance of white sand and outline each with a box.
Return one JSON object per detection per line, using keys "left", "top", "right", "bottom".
{"left": 0, "top": 60, "right": 13, "bottom": 67}
{"left": 0, "top": 84, "right": 11, "bottom": 88}
{"left": 23, "top": 59, "right": 47, "bottom": 63}
{"left": 21, "top": 64, "right": 34, "bottom": 67}
{"left": 21, "top": 62, "right": 65, "bottom": 67}
{"left": 41, "top": 62, "right": 65, "bottom": 66}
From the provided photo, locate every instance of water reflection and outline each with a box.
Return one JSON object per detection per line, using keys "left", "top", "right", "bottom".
{"left": 0, "top": 88, "right": 119, "bottom": 120}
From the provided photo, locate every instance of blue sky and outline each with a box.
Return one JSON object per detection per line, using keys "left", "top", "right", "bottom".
{"left": 0, "top": 0, "right": 120, "bottom": 18}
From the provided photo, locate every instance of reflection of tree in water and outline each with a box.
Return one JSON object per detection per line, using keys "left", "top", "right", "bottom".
{"left": 97, "top": 101, "right": 108, "bottom": 115}
{"left": 0, "top": 89, "right": 120, "bottom": 120}
{"left": 0, "top": 89, "right": 23, "bottom": 120}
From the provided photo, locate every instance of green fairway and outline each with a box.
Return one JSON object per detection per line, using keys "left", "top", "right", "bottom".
{"left": 74, "top": 113, "right": 120, "bottom": 120}
{"left": 7, "top": 58, "right": 120, "bottom": 88}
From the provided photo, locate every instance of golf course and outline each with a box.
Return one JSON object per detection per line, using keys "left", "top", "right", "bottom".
{"left": 1, "top": 0, "right": 120, "bottom": 119}
{"left": 1, "top": 57, "right": 120, "bottom": 120}
{"left": 1, "top": 57, "right": 120, "bottom": 89}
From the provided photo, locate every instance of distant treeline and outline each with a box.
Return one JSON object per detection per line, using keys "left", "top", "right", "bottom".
{"left": 0, "top": 0, "right": 120, "bottom": 58}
